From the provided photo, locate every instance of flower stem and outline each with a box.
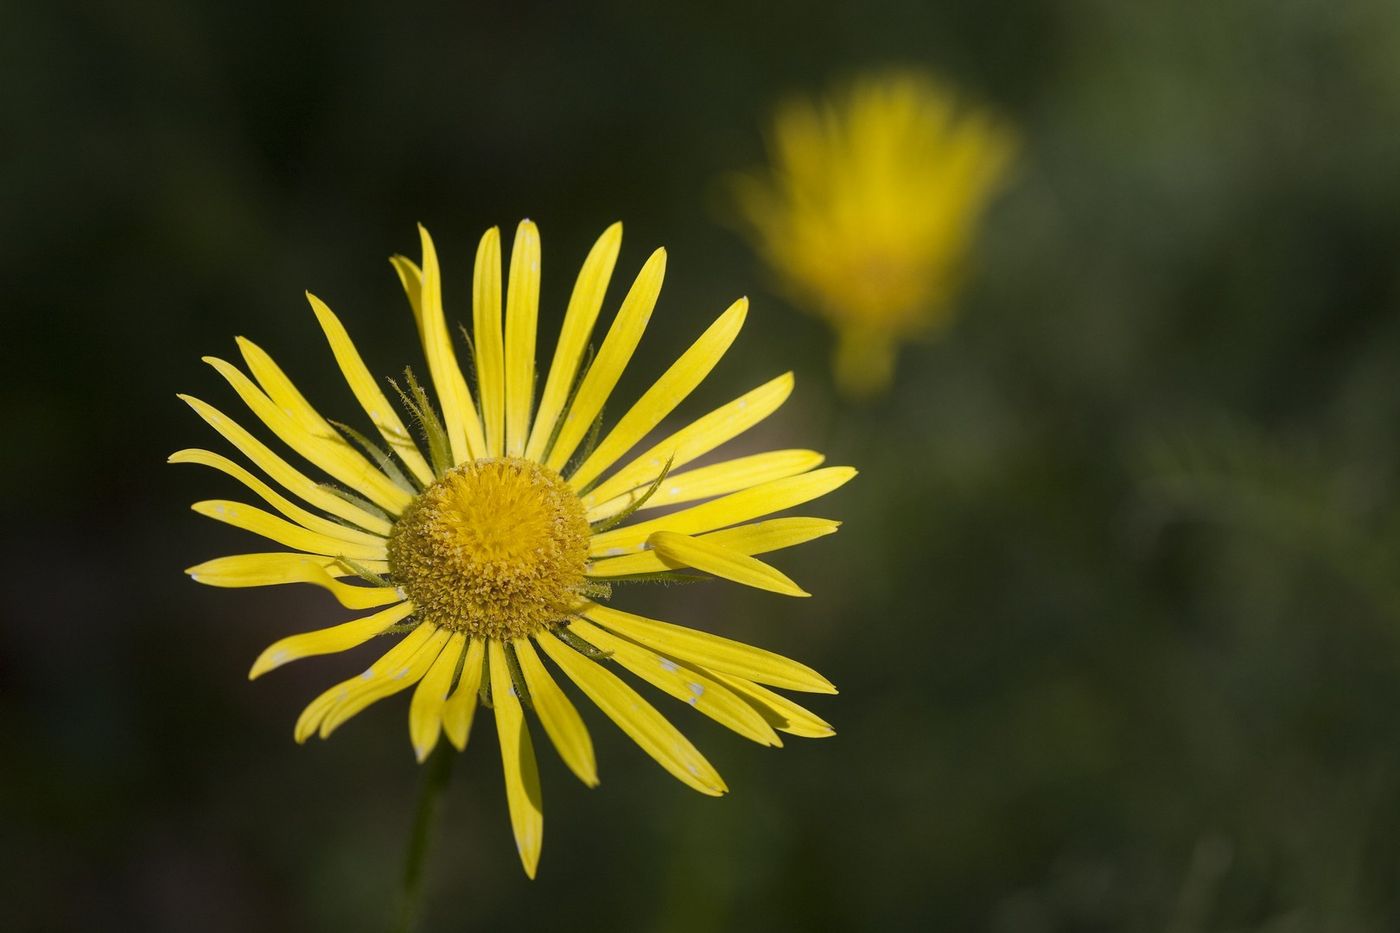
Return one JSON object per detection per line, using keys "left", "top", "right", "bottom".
{"left": 395, "top": 746, "right": 454, "bottom": 933}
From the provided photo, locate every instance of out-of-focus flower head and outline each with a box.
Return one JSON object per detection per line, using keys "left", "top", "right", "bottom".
{"left": 730, "top": 72, "right": 1016, "bottom": 397}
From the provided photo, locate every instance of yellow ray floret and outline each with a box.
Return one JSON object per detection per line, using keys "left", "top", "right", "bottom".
{"left": 250, "top": 600, "right": 415, "bottom": 679}
{"left": 409, "top": 632, "right": 467, "bottom": 761}
{"left": 441, "top": 638, "right": 485, "bottom": 751}
{"left": 504, "top": 221, "right": 541, "bottom": 457}
{"left": 545, "top": 248, "right": 666, "bottom": 472}
{"left": 525, "top": 223, "right": 621, "bottom": 461}
{"left": 307, "top": 294, "right": 435, "bottom": 487}
{"left": 185, "top": 552, "right": 391, "bottom": 593}
{"left": 567, "top": 618, "right": 780, "bottom": 747}
{"left": 587, "top": 516, "right": 838, "bottom": 578}
{"left": 514, "top": 637, "right": 598, "bottom": 787}
{"left": 568, "top": 297, "right": 748, "bottom": 491}
{"left": 581, "top": 372, "right": 795, "bottom": 510}
{"left": 589, "top": 466, "right": 856, "bottom": 556}
{"left": 586, "top": 449, "right": 825, "bottom": 522}
{"left": 585, "top": 604, "right": 836, "bottom": 694}
{"left": 648, "top": 531, "right": 808, "bottom": 597}
{"left": 537, "top": 630, "right": 727, "bottom": 796}
{"left": 489, "top": 640, "right": 545, "bottom": 878}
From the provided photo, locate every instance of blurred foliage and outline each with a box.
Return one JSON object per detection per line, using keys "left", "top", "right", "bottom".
{"left": 6, "top": 0, "right": 1400, "bottom": 931}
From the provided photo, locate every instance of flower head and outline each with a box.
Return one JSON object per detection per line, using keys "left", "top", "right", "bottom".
{"left": 730, "top": 73, "right": 1015, "bottom": 396}
{"left": 176, "top": 221, "right": 853, "bottom": 877}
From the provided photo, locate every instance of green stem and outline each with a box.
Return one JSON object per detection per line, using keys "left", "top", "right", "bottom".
{"left": 395, "top": 747, "right": 454, "bottom": 933}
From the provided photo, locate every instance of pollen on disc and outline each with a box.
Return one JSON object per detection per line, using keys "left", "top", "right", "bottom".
{"left": 387, "top": 458, "right": 591, "bottom": 640}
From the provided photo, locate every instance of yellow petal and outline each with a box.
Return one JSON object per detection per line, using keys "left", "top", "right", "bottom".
{"left": 488, "top": 640, "right": 545, "bottom": 878}
{"left": 589, "top": 466, "right": 856, "bottom": 556}
{"left": 417, "top": 225, "right": 487, "bottom": 463}
{"left": 566, "top": 618, "right": 779, "bottom": 746}
{"left": 203, "top": 356, "right": 412, "bottom": 515}
{"left": 473, "top": 226, "right": 506, "bottom": 457}
{"left": 409, "top": 632, "right": 467, "bottom": 761}
{"left": 442, "top": 638, "right": 486, "bottom": 751}
{"left": 514, "top": 637, "right": 597, "bottom": 787}
{"left": 179, "top": 395, "right": 391, "bottom": 535}
{"left": 585, "top": 603, "right": 836, "bottom": 694}
{"left": 388, "top": 254, "right": 425, "bottom": 337}
{"left": 586, "top": 449, "right": 825, "bottom": 522}
{"left": 536, "top": 631, "right": 726, "bottom": 796}
{"left": 525, "top": 223, "right": 622, "bottom": 462}
{"left": 235, "top": 336, "right": 330, "bottom": 436}
{"left": 568, "top": 298, "right": 746, "bottom": 491}
{"left": 587, "top": 517, "right": 839, "bottom": 578}
{"left": 648, "top": 531, "right": 808, "bottom": 596}
{"left": 317, "top": 626, "right": 451, "bottom": 739}
{"left": 708, "top": 670, "right": 835, "bottom": 738}
{"left": 249, "top": 600, "right": 414, "bottom": 679}
{"left": 187, "top": 552, "right": 396, "bottom": 607}
{"left": 192, "top": 500, "right": 388, "bottom": 561}
{"left": 580, "top": 372, "right": 794, "bottom": 510}
{"left": 307, "top": 293, "right": 434, "bottom": 487}
{"left": 170, "top": 449, "right": 386, "bottom": 549}
{"left": 504, "top": 220, "right": 540, "bottom": 457}
{"left": 544, "top": 248, "right": 666, "bottom": 473}
{"left": 293, "top": 623, "right": 435, "bottom": 742}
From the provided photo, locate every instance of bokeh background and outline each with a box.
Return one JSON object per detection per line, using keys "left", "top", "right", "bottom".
{"left": 7, "top": 1, "right": 1400, "bottom": 930}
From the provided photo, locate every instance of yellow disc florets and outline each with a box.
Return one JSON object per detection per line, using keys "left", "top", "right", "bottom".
{"left": 387, "top": 458, "right": 592, "bottom": 640}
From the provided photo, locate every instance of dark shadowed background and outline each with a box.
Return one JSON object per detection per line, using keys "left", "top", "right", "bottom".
{"left": 6, "top": 1, "right": 1400, "bottom": 930}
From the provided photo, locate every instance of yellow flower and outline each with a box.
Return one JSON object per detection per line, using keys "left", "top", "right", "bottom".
{"left": 176, "top": 221, "right": 853, "bottom": 878}
{"left": 731, "top": 73, "right": 1015, "bottom": 396}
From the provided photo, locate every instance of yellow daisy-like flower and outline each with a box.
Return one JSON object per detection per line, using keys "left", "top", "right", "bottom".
{"left": 731, "top": 73, "right": 1016, "bottom": 397}
{"left": 176, "top": 221, "right": 853, "bottom": 877}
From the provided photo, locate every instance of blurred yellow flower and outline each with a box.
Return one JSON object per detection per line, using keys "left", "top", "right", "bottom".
{"left": 175, "top": 220, "right": 853, "bottom": 878}
{"left": 731, "top": 73, "right": 1015, "bottom": 396}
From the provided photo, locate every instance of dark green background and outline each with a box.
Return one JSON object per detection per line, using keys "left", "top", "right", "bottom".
{"left": 6, "top": 1, "right": 1400, "bottom": 930}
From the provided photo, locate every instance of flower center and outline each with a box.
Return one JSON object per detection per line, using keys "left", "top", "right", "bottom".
{"left": 387, "top": 458, "right": 591, "bottom": 640}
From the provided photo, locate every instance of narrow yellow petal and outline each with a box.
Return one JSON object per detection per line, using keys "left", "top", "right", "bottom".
{"left": 192, "top": 500, "right": 388, "bottom": 561}
{"left": 188, "top": 552, "right": 396, "bottom": 607}
{"left": 293, "top": 623, "right": 434, "bottom": 742}
{"left": 170, "top": 449, "right": 386, "bottom": 549}
{"left": 585, "top": 603, "right": 837, "bottom": 694}
{"left": 235, "top": 336, "right": 330, "bottom": 436}
{"left": 525, "top": 222, "right": 622, "bottom": 462}
{"left": 648, "top": 531, "right": 809, "bottom": 596}
{"left": 568, "top": 298, "right": 747, "bottom": 491}
{"left": 504, "top": 220, "right": 540, "bottom": 457}
{"left": 307, "top": 293, "right": 434, "bottom": 486}
{"left": 566, "top": 619, "right": 779, "bottom": 746}
{"left": 250, "top": 600, "right": 414, "bottom": 679}
{"left": 203, "top": 357, "right": 412, "bottom": 515}
{"left": 537, "top": 631, "right": 726, "bottom": 796}
{"left": 442, "top": 638, "right": 485, "bottom": 751}
{"left": 417, "top": 225, "right": 487, "bottom": 463}
{"left": 586, "top": 449, "right": 825, "bottom": 522}
{"left": 473, "top": 226, "right": 506, "bottom": 457}
{"left": 488, "top": 640, "right": 545, "bottom": 878}
{"left": 515, "top": 637, "right": 597, "bottom": 787}
{"left": 589, "top": 466, "right": 857, "bottom": 556}
{"left": 544, "top": 248, "right": 666, "bottom": 472}
{"left": 708, "top": 670, "right": 836, "bottom": 738}
{"left": 389, "top": 254, "right": 425, "bottom": 337}
{"left": 580, "top": 372, "right": 794, "bottom": 511}
{"left": 318, "top": 626, "right": 451, "bottom": 739}
{"left": 179, "top": 395, "right": 391, "bottom": 535}
{"left": 587, "top": 517, "right": 838, "bottom": 578}
{"left": 409, "top": 632, "right": 467, "bottom": 761}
